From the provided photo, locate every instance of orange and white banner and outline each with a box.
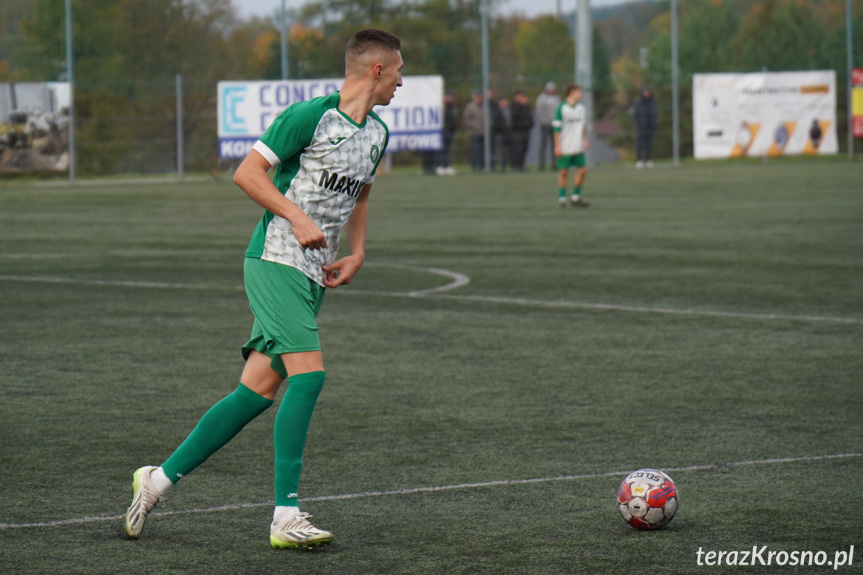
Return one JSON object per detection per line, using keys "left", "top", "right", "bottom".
{"left": 693, "top": 71, "right": 837, "bottom": 159}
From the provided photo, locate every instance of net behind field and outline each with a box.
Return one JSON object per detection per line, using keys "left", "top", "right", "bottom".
{"left": 1, "top": 0, "right": 861, "bottom": 176}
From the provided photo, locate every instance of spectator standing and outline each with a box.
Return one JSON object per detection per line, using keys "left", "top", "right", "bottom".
{"left": 421, "top": 149, "right": 437, "bottom": 175}
{"left": 535, "top": 81, "right": 560, "bottom": 171}
{"left": 462, "top": 90, "right": 485, "bottom": 172}
{"left": 509, "top": 90, "right": 534, "bottom": 171}
{"left": 487, "top": 88, "right": 504, "bottom": 170}
{"left": 809, "top": 119, "right": 823, "bottom": 149}
{"left": 495, "top": 97, "right": 513, "bottom": 171}
{"left": 436, "top": 91, "right": 458, "bottom": 175}
{"left": 633, "top": 86, "right": 658, "bottom": 168}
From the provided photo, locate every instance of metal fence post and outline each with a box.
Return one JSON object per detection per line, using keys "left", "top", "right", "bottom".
{"left": 481, "top": 0, "right": 491, "bottom": 172}
{"left": 281, "top": 0, "right": 289, "bottom": 80}
{"left": 65, "top": 0, "right": 76, "bottom": 182}
{"left": 176, "top": 73, "right": 184, "bottom": 180}
{"left": 576, "top": 0, "right": 593, "bottom": 166}
{"left": 671, "top": 0, "right": 680, "bottom": 165}
{"left": 847, "top": 0, "right": 854, "bottom": 160}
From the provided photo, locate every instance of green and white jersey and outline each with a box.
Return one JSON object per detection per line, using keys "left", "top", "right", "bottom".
{"left": 552, "top": 101, "right": 587, "bottom": 155}
{"left": 246, "top": 92, "right": 389, "bottom": 286}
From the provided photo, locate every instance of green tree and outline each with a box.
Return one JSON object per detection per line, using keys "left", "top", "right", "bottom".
{"left": 20, "top": 0, "right": 248, "bottom": 174}
{"left": 643, "top": 0, "right": 739, "bottom": 89}
{"left": 1, "top": 0, "right": 36, "bottom": 81}
{"left": 514, "top": 15, "right": 574, "bottom": 89}
{"left": 592, "top": 24, "right": 614, "bottom": 118}
{"left": 628, "top": 0, "right": 741, "bottom": 159}
{"left": 730, "top": 0, "right": 826, "bottom": 72}
{"left": 294, "top": 0, "right": 485, "bottom": 88}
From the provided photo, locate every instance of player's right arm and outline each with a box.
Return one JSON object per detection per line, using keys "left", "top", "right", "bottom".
{"left": 233, "top": 150, "right": 326, "bottom": 250}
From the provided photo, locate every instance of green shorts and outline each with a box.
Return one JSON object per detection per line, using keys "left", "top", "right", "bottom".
{"left": 242, "top": 257, "right": 325, "bottom": 379}
{"left": 557, "top": 153, "right": 586, "bottom": 170}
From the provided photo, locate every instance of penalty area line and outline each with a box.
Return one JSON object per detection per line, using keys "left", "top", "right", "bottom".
{"left": 1, "top": 452, "right": 859, "bottom": 531}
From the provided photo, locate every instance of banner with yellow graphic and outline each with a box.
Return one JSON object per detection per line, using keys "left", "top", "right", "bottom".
{"left": 693, "top": 71, "right": 837, "bottom": 159}
{"left": 852, "top": 68, "right": 863, "bottom": 138}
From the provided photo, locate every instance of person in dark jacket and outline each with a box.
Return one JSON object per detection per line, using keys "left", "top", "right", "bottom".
{"left": 487, "top": 88, "right": 505, "bottom": 171}
{"left": 495, "top": 97, "right": 513, "bottom": 171}
{"left": 463, "top": 90, "right": 485, "bottom": 172}
{"left": 633, "top": 86, "right": 658, "bottom": 168}
{"left": 436, "top": 91, "right": 459, "bottom": 175}
{"left": 509, "top": 90, "right": 534, "bottom": 171}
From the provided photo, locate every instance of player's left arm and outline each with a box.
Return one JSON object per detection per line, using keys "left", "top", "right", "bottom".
{"left": 322, "top": 183, "right": 371, "bottom": 288}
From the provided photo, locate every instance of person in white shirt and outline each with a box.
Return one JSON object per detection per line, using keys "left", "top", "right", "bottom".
{"left": 553, "top": 83, "right": 590, "bottom": 208}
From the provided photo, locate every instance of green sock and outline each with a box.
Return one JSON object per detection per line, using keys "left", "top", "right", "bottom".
{"left": 274, "top": 371, "right": 326, "bottom": 507}
{"left": 558, "top": 187, "right": 566, "bottom": 199}
{"left": 574, "top": 186, "right": 582, "bottom": 197}
{"left": 161, "top": 383, "right": 273, "bottom": 484}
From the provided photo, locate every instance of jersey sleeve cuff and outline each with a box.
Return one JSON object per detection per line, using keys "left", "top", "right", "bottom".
{"left": 252, "top": 141, "right": 281, "bottom": 167}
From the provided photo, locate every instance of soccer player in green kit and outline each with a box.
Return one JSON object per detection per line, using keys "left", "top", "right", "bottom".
{"left": 122, "top": 29, "right": 403, "bottom": 549}
{"left": 554, "top": 83, "right": 590, "bottom": 208}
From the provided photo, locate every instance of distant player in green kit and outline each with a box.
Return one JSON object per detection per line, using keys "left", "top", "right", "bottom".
{"left": 554, "top": 83, "right": 590, "bottom": 208}
{"left": 122, "top": 29, "right": 403, "bottom": 549}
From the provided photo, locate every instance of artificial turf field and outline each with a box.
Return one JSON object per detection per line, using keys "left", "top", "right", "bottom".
{"left": 1, "top": 159, "right": 861, "bottom": 574}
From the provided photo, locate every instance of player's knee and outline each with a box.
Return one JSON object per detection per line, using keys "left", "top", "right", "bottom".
{"left": 284, "top": 371, "right": 326, "bottom": 404}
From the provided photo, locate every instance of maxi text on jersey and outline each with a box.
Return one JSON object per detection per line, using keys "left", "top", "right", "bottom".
{"left": 318, "top": 170, "right": 365, "bottom": 198}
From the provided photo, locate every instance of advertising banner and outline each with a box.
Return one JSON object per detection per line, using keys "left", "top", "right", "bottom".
{"left": 218, "top": 76, "right": 443, "bottom": 159}
{"left": 852, "top": 68, "right": 863, "bottom": 139}
{"left": 693, "top": 71, "right": 837, "bottom": 159}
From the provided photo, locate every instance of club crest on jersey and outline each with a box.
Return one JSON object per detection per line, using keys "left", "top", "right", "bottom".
{"left": 370, "top": 145, "right": 380, "bottom": 163}
{"left": 318, "top": 169, "right": 365, "bottom": 198}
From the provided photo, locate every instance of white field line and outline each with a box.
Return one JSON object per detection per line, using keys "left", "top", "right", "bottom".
{"left": 422, "top": 293, "right": 863, "bottom": 325}
{"left": 0, "top": 274, "right": 244, "bottom": 292}
{"left": 0, "top": 272, "right": 861, "bottom": 325}
{"left": 362, "top": 262, "right": 471, "bottom": 296}
{"left": 0, "top": 453, "right": 859, "bottom": 531}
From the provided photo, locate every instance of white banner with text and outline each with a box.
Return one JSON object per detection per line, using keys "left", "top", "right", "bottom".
{"left": 693, "top": 71, "right": 837, "bottom": 159}
{"left": 217, "top": 76, "right": 443, "bottom": 159}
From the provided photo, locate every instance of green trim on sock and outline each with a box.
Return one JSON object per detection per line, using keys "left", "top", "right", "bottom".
{"left": 274, "top": 371, "right": 326, "bottom": 507}
{"left": 161, "top": 383, "right": 273, "bottom": 484}
{"left": 558, "top": 188, "right": 567, "bottom": 198}
{"left": 574, "top": 186, "right": 582, "bottom": 196}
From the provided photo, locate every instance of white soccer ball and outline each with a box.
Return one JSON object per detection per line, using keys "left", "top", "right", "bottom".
{"left": 617, "top": 468, "right": 679, "bottom": 530}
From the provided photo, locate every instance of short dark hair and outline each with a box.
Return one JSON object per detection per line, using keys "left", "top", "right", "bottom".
{"left": 564, "top": 83, "right": 581, "bottom": 97}
{"left": 346, "top": 29, "right": 401, "bottom": 58}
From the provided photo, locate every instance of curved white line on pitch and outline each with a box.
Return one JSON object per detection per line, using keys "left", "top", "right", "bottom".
{"left": 1, "top": 273, "right": 860, "bottom": 325}
{"left": 0, "top": 262, "right": 471, "bottom": 297}
{"left": 362, "top": 262, "right": 470, "bottom": 296}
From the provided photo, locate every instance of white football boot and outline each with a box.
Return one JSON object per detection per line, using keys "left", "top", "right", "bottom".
{"left": 270, "top": 509, "right": 334, "bottom": 549}
{"left": 123, "top": 466, "right": 165, "bottom": 539}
